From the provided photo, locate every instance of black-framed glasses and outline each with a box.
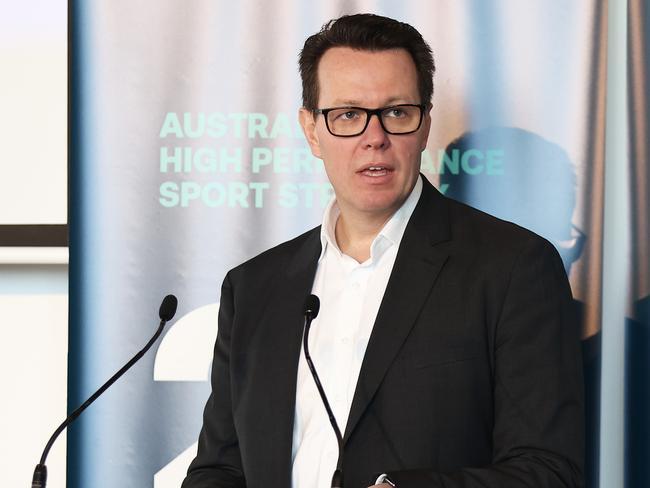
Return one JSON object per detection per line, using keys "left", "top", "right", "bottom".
{"left": 313, "top": 104, "right": 426, "bottom": 137}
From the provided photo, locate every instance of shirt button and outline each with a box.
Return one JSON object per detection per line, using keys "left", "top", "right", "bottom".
{"left": 351, "top": 281, "right": 360, "bottom": 290}
{"left": 328, "top": 451, "right": 337, "bottom": 460}
{"left": 341, "top": 337, "right": 350, "bottom": 345}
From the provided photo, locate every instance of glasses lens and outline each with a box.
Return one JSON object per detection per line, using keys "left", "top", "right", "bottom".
{"left": 326, "top": 108, "right": 368, "bottom": 136}
{"left": 380, "top": 105, "right": 422, "bottom": 134}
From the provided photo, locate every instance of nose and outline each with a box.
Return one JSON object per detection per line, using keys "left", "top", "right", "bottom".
{"left": 361, "top": 113, "right": 389, "bottom": 149}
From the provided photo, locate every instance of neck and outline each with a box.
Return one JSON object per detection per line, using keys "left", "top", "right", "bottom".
{"left": 334, "top": 209, "right": 393, "bottom": 263}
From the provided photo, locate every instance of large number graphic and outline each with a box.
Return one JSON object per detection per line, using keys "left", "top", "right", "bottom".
{"left": 153, "top": 303, "right": 219, "bottom": 487}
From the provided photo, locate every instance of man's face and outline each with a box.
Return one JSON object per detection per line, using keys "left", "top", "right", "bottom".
{"left": 300, "top": 47, "right": 430, "bottom": 222}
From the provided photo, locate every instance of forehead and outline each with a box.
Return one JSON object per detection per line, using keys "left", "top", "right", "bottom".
{"left": 316, "top": 47, "right": 419, "bottom": 107}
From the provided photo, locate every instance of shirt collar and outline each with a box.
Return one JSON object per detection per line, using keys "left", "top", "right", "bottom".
{"left": 318, "top": 175, "right": 423, "bottom": 263}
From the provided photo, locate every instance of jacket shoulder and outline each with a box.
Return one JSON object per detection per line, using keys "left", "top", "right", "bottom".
{"left": 227, "top": 226, "right": 321, "bottom": 279}
{"left": 444, "top": 194, "right": 553, "bottom": 252}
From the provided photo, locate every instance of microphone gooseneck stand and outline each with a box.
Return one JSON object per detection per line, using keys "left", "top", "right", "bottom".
{"left": 31, "top": 294, "right": 179, "bottom": 488}
{"left": 302, "top": 294, "right": 345, "bottom": 488}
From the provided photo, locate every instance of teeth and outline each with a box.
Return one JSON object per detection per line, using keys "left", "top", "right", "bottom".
{"left": 368, "top": 166, "right": 385, "bottom": 170}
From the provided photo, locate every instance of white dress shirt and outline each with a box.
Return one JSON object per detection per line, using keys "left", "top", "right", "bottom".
{"left": 291, "top": 177, "right": 423, "bottom": 488}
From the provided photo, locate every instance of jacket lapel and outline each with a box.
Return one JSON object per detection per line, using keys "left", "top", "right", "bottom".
{"left": 253, "top": 230, "right": 321, "bottom": 485}
{"left": 344, "top": 179, "right": 451, "bottom": 443}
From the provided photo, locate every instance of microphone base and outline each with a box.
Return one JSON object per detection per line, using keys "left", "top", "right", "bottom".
{"left": 32, "top": 463, "right": 47, "bottom": 488}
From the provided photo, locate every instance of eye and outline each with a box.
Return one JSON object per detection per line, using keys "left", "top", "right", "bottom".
{"left": 384, "top": 107, "right": 406, "bottom": 118}
{"left": 334, "top": 109, "right": 361, "bottom": 121}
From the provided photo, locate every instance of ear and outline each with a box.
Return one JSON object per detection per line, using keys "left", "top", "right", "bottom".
{"left": 299, "top": 108, "right": 322, "bottom": 158}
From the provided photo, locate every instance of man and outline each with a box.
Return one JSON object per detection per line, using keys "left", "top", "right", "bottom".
{"left": 183, "top": 13, "right": 584, "bottom": 488}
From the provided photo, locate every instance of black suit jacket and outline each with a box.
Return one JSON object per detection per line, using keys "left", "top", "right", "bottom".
{"left": 182, "top": 177, "right": 584, "bottom": 488}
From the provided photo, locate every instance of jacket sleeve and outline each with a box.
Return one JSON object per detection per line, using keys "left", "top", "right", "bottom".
{"left": 182, "top": 272, "right": 247, "bottom": 488}
{"left": 386, "top": 237, "right": 585, "bottom": 488}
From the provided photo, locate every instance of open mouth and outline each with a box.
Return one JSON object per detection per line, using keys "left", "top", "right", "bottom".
{"left": 359, "top": 166, "right": 392, "bottom": 177}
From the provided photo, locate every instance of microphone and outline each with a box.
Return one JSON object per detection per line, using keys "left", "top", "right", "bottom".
{"left": 31, "top": 294, "right": 179, "bottom": 488}
{"left": 303, "top": 294, "right": 320, "bottom": 320}
{"left": 159, "top": 294, "right": 178, "bottom": 321}
{"left": 301, "top": 294, "right": 345, "bottom": 488}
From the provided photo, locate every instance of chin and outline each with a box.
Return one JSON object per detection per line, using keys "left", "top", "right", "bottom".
{"left": 357, "top": 196, "right": 404, "bottom": 216}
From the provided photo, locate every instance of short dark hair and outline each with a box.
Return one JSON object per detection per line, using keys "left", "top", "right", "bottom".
{"left": 299, "top": 13, "right": 435, "bottom": 110}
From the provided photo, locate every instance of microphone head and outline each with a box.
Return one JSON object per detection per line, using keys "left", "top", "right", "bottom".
{"left": 159, "top": 294, "right": 178, "bottom": 321}
{"left": 303, "top": 294, "right": 320, "bottom": 320}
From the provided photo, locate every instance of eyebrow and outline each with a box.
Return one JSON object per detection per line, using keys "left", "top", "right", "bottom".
{"left": 329, "top": 96, "right": 416, "bottom": 107}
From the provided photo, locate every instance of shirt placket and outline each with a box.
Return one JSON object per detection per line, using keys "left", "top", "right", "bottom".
{"left": 335, "top": 262, "right": 369, "bottom": 430}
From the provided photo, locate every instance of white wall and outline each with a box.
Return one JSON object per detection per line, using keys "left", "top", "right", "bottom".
{"left": 0, "top": 0, "right": 67, "bottom": 225}
{"left": 0, "top": 253, "right": 68, "bottom": 487}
